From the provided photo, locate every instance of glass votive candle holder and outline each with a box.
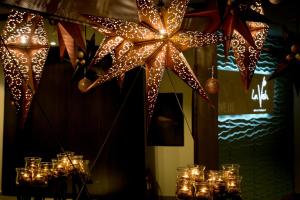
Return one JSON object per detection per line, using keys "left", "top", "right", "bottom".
{"left": 208, "top": 170, "right": 226, "bottom": 193}
{"left": 176, "top": 167, "right": 190, "bottom": 180}
{"left": 24, "top": 157, "right": 42, "bottom": 172}
{"left": 226, "top": 176, "right": 242, "bottom": 195}
{"left": 32, "top": 169, "right": 48, "bottom": 185}
{"left": 80, "top": 159, "right": 91, "bottom": 177}
{"left": 176, "top": 179, "right": 193, "bottom": 200}
{"left": 222, "top": 164, "right": 240, "bottom": 179}
{"left": 52, "top": 158, "right": 64, "bottom": 176}
{"left": 16, "top": 168, "right": 31, "bottom": 184}
{"left": 40, "top": 162, "right": 52, "bottom": 177}
{"left": 207, "top": 170, "right": 219, "bottom": 185}
{"left": 194, "top": 182, "right": 210, "bottom": 200}
{"left": 57, "top": 151, "right": 74, "bottom": 172}
{"left": 176, "top": 167, "right": 191, "bottom": 190}
{"left": 71, "top": 155, "right": 83, "bottom": 171}
{"left": 188, "top": 164, "right": 205, "bottom": 182}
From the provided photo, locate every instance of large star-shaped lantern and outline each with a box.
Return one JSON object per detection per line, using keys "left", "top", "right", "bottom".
{"left": 83, "top": 0, "right": 223, "bottom": 123}
{"left": 0, "top": 10, "right": 49, "bottom": 128}
{"left": 229, "top": 1, "right": 269, "bottom": 90}
{"left": 184, "top": 0, "right": 269, "bottom": 90}
{"left": 219, "top": 0, "right": 269, "bottom": 90}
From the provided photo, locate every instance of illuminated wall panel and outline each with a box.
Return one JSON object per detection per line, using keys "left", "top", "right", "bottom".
{"left": 217, "top": 36, "right": 294, "bottom": 200}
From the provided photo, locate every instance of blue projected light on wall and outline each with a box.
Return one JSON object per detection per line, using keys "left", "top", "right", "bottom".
{"left": 217, "top": 35, "right": 293, "bottom": 200}
{"left": 217, "top": 36, "right": 279, "bottom": 115}
{"left": 218, "top": 113, "right": 279, "bottom": 142}
{"left": 217, "top": 36, "right": 278, "bottom": 75}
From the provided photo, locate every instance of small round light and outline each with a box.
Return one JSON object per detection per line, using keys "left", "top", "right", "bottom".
{"left": 269, "top": 0, "right": 281, "bottom": 4}
{"left": 159, "top": 29, "right": 167, "bottom": 39}
{"left": 159, "top": 29, "right": 166, "bottom": 35}
{"left": 285, "top": 54, "right": 294, "bottom": 62}
{"left": 77, "top": 51, "right": 85, "bottom": 59}
{"left": 78, "top": 77, "right": 92, "bottom": 92}
{"left": 295, "top": 53, "right": 300, "bottom": 61}
{"left": 291, "top": 44, "right": 299, "bottom": 54}
{"left": 50, "top": 41, "right": 56, "bottom": 46}
{"left": 205, "top": 77, "right": 219, "bottom": 94}
{"left": 20, "top": 35, "right": 28, "bottom": 45}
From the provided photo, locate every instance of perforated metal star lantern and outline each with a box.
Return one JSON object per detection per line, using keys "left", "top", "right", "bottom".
{"left": 0, "top": 10, "right": 49, "bottom": 128}
{"left": 229, "top": 1, "right": 269, "bottom": 90}
{"left": 184, "top": 0, "right": 269, "bottom": 90}
{"left": 83, "top": 0, "right": 223, "bottom": 123}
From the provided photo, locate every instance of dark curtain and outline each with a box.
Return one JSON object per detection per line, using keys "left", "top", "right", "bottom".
{"left": 2, "top": 47, "right": 146, "bottom": 199}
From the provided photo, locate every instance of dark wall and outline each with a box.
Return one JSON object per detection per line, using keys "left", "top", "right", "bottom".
{"left": 2, "top": 47, "right": 146, "bottom": 199}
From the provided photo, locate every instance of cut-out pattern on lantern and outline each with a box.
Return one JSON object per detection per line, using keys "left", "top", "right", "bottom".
{"left": 230, "top": 1, "right": 269, "bottom": 90}
{"left": 0, "top": 10, "right": 49, "bottom": 127}
{"left": 83, "top": 0, "right": 224, "bottom": 123}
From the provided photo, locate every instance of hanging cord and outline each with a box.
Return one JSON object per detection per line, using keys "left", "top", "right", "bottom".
{"left": 165, "top": 70, "right": 193, "bottom": 139}
{"left": 76, "top": 67, "right": 143, "bottom": 200}
{"left": 209, "top": 65, "right": 216, "bottom": 78}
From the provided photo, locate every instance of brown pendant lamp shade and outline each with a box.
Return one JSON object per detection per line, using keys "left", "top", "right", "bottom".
{"left": 0, "top": 10, "right": 49, "bottom": 128}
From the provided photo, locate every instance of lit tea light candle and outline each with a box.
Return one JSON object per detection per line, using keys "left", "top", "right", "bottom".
{"left": 177, "top": 167, "right": 190, "bottom": 180}
{"left": 228, "top": 180, "right": 236, "bottom": 187}
{"left": 189, "top": 165, "right": 205, "bottom": 182}
{"left": 57, "top": 151, "right": 75, "bottom": 173}
{"left": 71, "top": 155, "right": 83, "bottom": 171}
{"left": 176, "top": 185, "right": 193, "bottom": 200}
{"left": 33, "top": 171, "right": 47, "bottom": 185}
{"left": 207, "top": 170, "right": 218, "bottom": 185}
{"left": 22, "top": 172, "right": 31, "bottom": 182}
{"left": 227, "top": 176, "right": 242, "bottom": 194}
{"left": 80, "top": 159, "right": 90, "bottom": 176}
{"left": 191, "top": 168, "right": 200, "bottom": 176}
{"left": 16, "top": 168, "right": 32, "bottom": 184}
{"left": 24, "top": 157, "right": 42, "bottom": 171}
{"left": 194, "top": 182, "right": 210, "bottom": 200}
{"left": 222, "top": 164, "right": 240, "bottom": 179}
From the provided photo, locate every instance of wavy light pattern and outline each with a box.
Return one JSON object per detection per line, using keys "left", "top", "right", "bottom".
{"left": 218, "top": 36, "right": 293, "bottom": 200}
{"left": 217, "top": 47, "right": 274, "bottom": 75}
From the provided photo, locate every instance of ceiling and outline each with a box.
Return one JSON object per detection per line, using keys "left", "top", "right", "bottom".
{"left": 0, "top": 0, "right": 299, "bottom": 37}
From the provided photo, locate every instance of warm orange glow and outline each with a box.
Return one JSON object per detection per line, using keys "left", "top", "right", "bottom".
{"left": 0, "top": 10, "right": 49, "bottom": 127}
{"left": 84, "top": 0, "right": 223, "bottom": 122}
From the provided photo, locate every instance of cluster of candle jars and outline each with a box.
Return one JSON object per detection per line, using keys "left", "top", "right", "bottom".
{"left": 176, "top": 164, "right": 241, "bottom": 200}
{"left": 16, "top": 151, "right": 90, "bottom": 186}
